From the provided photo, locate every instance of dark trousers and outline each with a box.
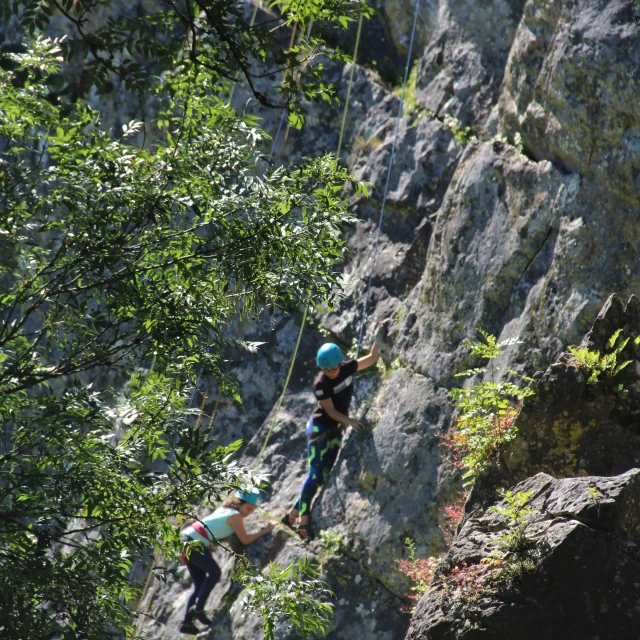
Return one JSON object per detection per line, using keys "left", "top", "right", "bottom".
{"left": 185, "top": 547, "right": 221, "bottom": 614}
{"left": 291, "top": 430, "right": 342, "bottom": 517}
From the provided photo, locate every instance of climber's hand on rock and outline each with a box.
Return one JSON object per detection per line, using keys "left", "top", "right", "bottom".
{"left": 349, "top": 419, "right": 364, "bottom": 431}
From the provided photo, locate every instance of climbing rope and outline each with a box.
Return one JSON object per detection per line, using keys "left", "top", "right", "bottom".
{"left": 355, "top": 0, "right": 422, "bottom": 360}
{"left": 336, "top": 6, "right": 364, "bottom": 160}
{"left": 255, "top": 0, "right": 423, "bottom": 459}
{"left": 254, "top": 301, "right": 309, "bottom": 468}
{"left": 254, "top": 10, "right": 368, "bottom": 466}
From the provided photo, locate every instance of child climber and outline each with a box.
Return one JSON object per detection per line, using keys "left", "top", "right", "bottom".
{"left": 179, "top": 488, "right": 275, "bottom": 634}
{"left": 282, "top": 340, "right": 379, "bottom": 540}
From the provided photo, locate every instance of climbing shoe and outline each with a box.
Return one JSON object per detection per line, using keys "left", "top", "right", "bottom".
{"left": 280, "top": 510, "right": 298, "bottom": 529}
{"left": 297, "top": 524, "right": 314, "bottom": 541}
{"left": 179, "top": 618, "right": 199, "bottom": 635}
{"left": 192, "top": 608, "right": 212, "bottom": 625}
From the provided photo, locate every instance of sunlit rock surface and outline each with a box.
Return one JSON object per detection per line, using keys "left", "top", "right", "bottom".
{"left": 24, "top": 0, "right": 640, "bottom": 637}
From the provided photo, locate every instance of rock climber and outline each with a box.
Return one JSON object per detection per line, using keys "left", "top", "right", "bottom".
{"left": 281, "top": 339, "right": 380, "bottom": 540}
{"left": 179, "top": 488, "right": 276, "bottom": 634}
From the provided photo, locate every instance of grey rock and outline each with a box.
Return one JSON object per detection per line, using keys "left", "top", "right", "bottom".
{"left": 501, "top": 294, "right": 640, "bottom": 485}
{"left": 415, "top": 0, "right": 527, "bottom": 125}
{"left": 500, "top": 0, "right": 640, "bottom": 205}
{"left": 407, "top": 470, "right": 640, "bottom": 639}
{"left": 39, "top": 0, "right": 640, "bottom": 638}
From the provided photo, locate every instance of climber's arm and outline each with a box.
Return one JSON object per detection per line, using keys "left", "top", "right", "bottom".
{"left": 357, "top": 342, "right": 380, "bottom": 371}
{"left": 319, "top": 397, "right": 363, "bottom": 431}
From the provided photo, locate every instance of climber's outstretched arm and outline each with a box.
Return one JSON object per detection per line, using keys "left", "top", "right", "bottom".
{"left": 356, "top": 342, "right": 380, "bottom": 371}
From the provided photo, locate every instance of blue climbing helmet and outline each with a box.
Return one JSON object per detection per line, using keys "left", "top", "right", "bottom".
{"left": 317, "top": 343, "right": 344, "bottom": 369}
{"left": 235, "top": 488, "right": 261, "bottom": 506}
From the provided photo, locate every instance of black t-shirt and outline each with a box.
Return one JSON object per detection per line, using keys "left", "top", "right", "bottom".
{"left": 310, "top": 359, "right": 358, "bottom": 430}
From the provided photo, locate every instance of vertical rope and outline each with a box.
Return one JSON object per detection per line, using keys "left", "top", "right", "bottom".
{"left": 336, "top": 7, "right": 364, "bottom": 160}
{"left": 256, "top": 6, "right": 372, "bottom": 465}
{"left": 229, "top": 1, "right": 261, "bottom": 105}
{"left": 254, "top": 300, "right": 309, "bottom": 468}
{"left": 355, "top": 0, "right": 422, "bottom": 360}
{"left": 268, "top": 23, "right": 298, "bottom": 162}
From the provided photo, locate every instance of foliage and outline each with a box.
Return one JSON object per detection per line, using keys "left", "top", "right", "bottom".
{"left": 398, "top": 488, "right": 537, "bottom": 607}
{"left": 396, "top": 492, "right": 467, "bottom": 604}
{"left": 514, "top": 132, "right": 524, "bottom": 155}
{"left": 489, "top": 489, "right": 534, "bottom": 554}
{"left": 5, "top": 0, "right": 370, "bottom": 126}
{"left": 0, "top": 6, "right": 366, "bottom": 634}
{"left": 396, "top": 538, "right": 441, "bottom": 603}
{"left": 441, "top": 557, "right": 504, "bottom": 601}
{"left": 241, "top": 557, "right": 334, "bottom": 640}
{"left": 443, "top": 114, "right": 476, "bottom": 145}
{"left": 588, "top": 484, "right": 604, "bottom": 502}
{"left": 318, "top": 528, "right": 344, "bottom": 555}
{"left": 397, "top": 62, "right": 423, "bottom": 119}
{"left": 377, "top": 355, "right": 405, "bottom": 378}
{"left": 0, "top": 366, "right": 253, "bottom": 638}
{"left": 440, "top": 492, "right": 468, "bottom": 547}
{"left": 444, "top": 331, "right": 535, "bottom": 485}
{"left": 492, "top": 131, "right": 524, "bottom": 155}
{"left": 567, "top": 329, "right": 636, "bottom": 387}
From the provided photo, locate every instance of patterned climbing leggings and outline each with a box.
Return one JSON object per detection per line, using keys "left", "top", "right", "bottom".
{"left": 291, "top": 423, "right": 342, "bottom": 517}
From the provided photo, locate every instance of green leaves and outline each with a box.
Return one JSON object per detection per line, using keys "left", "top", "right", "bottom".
{"left": 567, "top": 328, "right": 635, "bottom": 386}
{"left": 489, "top": 489, "right": 535, "bottom": 553}
{"left": 241, "top": 557, "right": 335, "bottom": 640}
{"left": 445, "top": 331, "right": 535, "bottom": 485}
{"left": 0, "top": 29, "right": 365, "bottom": 637}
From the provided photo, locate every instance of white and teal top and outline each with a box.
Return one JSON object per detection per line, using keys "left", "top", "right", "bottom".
{"left": 180, "top": 507, "right": 239, "bottom": 547}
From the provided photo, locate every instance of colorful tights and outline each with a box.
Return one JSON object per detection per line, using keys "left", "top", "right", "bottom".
{"left": 291, "top": 427, "right": 341, "bottom": 517}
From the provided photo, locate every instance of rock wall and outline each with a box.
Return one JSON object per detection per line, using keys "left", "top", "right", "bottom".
{"left": 125, "top": 0, "right": 640, "bottom": 638}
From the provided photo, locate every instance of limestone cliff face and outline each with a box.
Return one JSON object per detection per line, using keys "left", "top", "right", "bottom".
{"left": 135, "top": 1, "right": 640, "bottom": 638}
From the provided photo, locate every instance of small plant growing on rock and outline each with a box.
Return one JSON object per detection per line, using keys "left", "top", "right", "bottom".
{"left": 395, "top": 62, "right": 435, "bottom": 124}
{"left": 319, "top": 529, "right": 344, "bottom": 555}
{"left": 443, "top": 114, "right": 476, "bottom": 145}
{"left": 397, "top": 492, "right": 468, "bottom": 605}
{"left": 442, "top": 557, "right": 505, "bottom": 601}
{"left": 445, "top": 331, "right": 535, "bottom": 485}
{"left": 377, "top": 355, "right": 405, "bottom": 378}
{"left": 397, "top": 538, "right": 441, "bottom": 604}
{"left": 587, "top": 483, "right": 604, "bottom": 518}
{"left": 567, "top": 329, "right": 636, "bottom": 387}
{"left": 514, "top": 132, "right": 524, "bottom": 155}
{"left": 441, "top": 492, "right": 468, "bottom": 547}
{"left": 489, "top": 489, "right": 535, "bottom": 554}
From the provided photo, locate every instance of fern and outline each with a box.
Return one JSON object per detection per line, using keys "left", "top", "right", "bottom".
{"left": 567, "top": 330, "right": 635, "bottom": 386}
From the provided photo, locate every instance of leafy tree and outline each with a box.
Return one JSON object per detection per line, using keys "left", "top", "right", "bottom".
{"left": 0, "top": 1, "right": 368, "bottom": 636}
{"left": 5, "top": 0, "right": 370, "bottom": 126}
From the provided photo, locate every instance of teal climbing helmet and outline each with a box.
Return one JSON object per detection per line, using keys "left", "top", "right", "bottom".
{"left": 235, "top": 488, "right": 261, "bottom": 505}
{"left": 317, "top": 343, "right": 344, "bottom": 369}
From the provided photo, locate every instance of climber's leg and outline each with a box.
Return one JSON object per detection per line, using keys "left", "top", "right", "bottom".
{"left": 294, "top": 436, "right": 323, "bottom": 522}
{"left": 320, "top": 435, "right": 342, "bottom": 485}
{"left": 297, "top": 431, "right": 342, "bottom": 530}
{"left": 288, "top": 419, "right": 324, "bottom": 518}
{"left": 183, "top": 548, "right": 221, "bottom": 627}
